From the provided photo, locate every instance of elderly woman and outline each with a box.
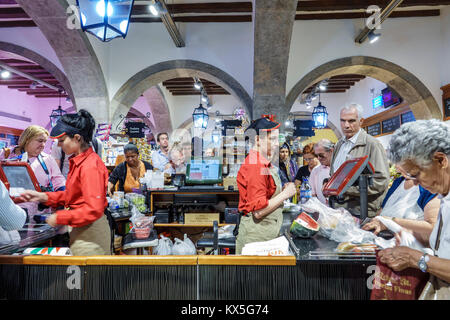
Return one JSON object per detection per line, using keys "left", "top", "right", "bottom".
{"left": 294, "top": 142, "right": 320, "bottom": 187}
{"left": 279, "top": 142, "right": 299, "bottom": 186}
{"left": 108, "top": 143, "right": 153, "bottom": 196}
{"left": 15, "top": 125, "right": 65, "bottom": 193}
{"left": 309, "top": 139, "right": 334, "bottom": 204}
{"left": 377, "top": 119, "right": 450, "bottom": 295}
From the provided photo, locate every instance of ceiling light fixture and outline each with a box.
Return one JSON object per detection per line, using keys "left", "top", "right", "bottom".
{"left": 319, "top": 80, "right": 328, "bottom": 91}
{"left": 368, "top": 30, "right": 381, "bottom": 44}
{"left": 77, "top": 0, "right": 135, "bottom": 42}
{"left": 149, "top": 0, "right": 167, "bottom": 16}
{"left": 1, "top": 69, "right": 11, "bottom": 79}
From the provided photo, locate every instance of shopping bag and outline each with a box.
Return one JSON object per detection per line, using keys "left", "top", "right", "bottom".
{"left": 370, "top": 252, "right": 429, "bottom": 300}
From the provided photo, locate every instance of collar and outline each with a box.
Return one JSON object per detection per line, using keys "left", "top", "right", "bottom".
{"left": 69, "top": 147, "right": 94, "bottom": 167}
{"left": 158, "top": 149, "right": 169, "bottom": 158}
{"left": 346, "top": 129, "right": 362, "bottom": 144}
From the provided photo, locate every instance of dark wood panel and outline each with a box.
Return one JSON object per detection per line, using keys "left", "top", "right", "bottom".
{"left": 0, "top": 20, "right": 35, "bottom": 27}
{"left": 0, "top": 7, "right": 28, "bottom": 19}
{"left": 296, "top": 0, "right": 450, "bottom": 11}
{"left": 131, "top": 2, "right": 252, "bottom": 15}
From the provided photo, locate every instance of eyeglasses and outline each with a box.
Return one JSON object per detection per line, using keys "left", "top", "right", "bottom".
{"left": 317, "top": 153, "right": 327, "bottom": 159}
{"left": 303, "top": 158, "right": 315, "bottom": 162}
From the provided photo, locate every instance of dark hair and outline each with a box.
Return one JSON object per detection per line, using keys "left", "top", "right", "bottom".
{"left": 60, "top": 109, "right": 96, "bottom": 144}
{"left": 124, "top": 143, "right": 139, "bottom": 155}
{"left": 303, "top": 143, "right": 317, "bottom": 157}
{"left": 157, "top": 132, "right": 168, "bottom": 142}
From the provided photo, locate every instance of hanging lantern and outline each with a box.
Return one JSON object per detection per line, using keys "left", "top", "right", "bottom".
{"left": 77, "top": 0, "right": 135, "bottom": 42}
{"left": 312, "top": 102, "right": 328, "bottom": 129}
{"left": 50, "top": 106, "right": 67, "bottom": 128}
{"left": 192, "top": 104, "right": 209, "bottom": 129}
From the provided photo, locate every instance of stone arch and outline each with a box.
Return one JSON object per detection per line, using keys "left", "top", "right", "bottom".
{"left": 0, "top": 41, "right": 75, "bottom": 104}
{"left": 110, "top": 59, "right": 253, "bottom": 134}
{"left": 16, "top": 0, "right": 109, "bottom": 123}
{"left": 286, "top": 56, "right": 441, "bottom": 121}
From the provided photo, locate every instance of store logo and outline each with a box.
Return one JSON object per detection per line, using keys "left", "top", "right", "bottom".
{"left": 366, "top": 5, "right": 382, "bottom": 30}
{"left": 66, "top": 5, "right": 82, "bottom": 30}
{"left": 367, "top": 265, "right": 381, "bottom": 290}
{"left": 66, "top": 265, "right": 81, "bottom": 290}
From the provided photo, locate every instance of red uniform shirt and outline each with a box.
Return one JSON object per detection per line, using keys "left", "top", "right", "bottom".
{"left": 45, "top": 148, "right": 109, "bottom": 228}
{"left": 237, "top": 149, "right": 276, "bottom": 215}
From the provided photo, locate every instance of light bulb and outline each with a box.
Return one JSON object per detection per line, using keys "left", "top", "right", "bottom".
{"left": 149, "top": 3, "right": 159, "bottom": 16}
{"left": 119, "top": 20, "right": 128, "bottom": 33}
{"left": 1, "top": 70, "right": 11, "bottom": 79}
{"left": 96, "top": 0, "right": 113, "bottom": 17}
{"left": 194, "top": 82, "right": 201, "bottom": 90}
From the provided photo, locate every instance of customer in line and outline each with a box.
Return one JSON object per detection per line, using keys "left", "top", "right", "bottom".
{"left": 165, "top": 143, "right": 186, "bottom": 175}
{"left": 0, "top": 181, "right": 26, "bottom": 231}
{"left": 330, "top": 103, "right": 390, "bottom": 217}
{"left": 309, "top": 139, "right": 334, "bottom": 204}
{"left": 0, "top": 145, "right": 21, "bottom": 160}
{"left": 377, "top": 120, "right": 450, "bottom": 296}
{"left": 279, "top": 142, "right": 298, "bottom": 186}
{"left": 294, "top": 142, "right": 320, "bottom": 187}
{"left": 108, "top": 143, "right": 153, "bottom": 196}
{"left": 20, "top": 110, "right": 111, "bottom": 255}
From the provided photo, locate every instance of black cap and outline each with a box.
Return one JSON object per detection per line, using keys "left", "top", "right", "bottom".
{"left": 245, "top": 117, "right": 280, "bottom": 135}
{"left": 50, "top": 119, "right": 82, "bottom": 139}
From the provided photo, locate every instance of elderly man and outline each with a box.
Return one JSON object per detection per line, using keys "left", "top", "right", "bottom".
{"left": 309, "top": 139, "right": 334, "bottom": 204}
{"left": 330, "top": 103, "right": 389, "bottom": 217}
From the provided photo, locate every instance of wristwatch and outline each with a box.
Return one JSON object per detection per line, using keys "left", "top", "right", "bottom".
{"left": 418, "top": 253, "right": 430, "bottom": 273}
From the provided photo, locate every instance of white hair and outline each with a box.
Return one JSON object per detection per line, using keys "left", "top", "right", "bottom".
{"left": 340, "top": 103, "right": 364, "bottom": 119}
{"left": 388, "top": 119, "right": 450, "bottom": 167}
{"left": 314, "top": 139, "right": 334, "bottom": 152}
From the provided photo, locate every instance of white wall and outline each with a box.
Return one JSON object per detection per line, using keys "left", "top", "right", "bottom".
{"left": 440, "top": 7, "right": 450, "bottom": 88}
{"left": 93, "top": 22, "right": 254, "bottom": 102}
{"left": 287, "top": 17, "right": 444, "bottom": 113}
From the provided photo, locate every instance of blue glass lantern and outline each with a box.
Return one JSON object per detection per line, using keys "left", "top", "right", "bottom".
{"left": 193, "top": 104, "right": 209, "bottom": 129}
{"left": 77, "top": 0, "right": 134, "bottom": 42}
{"left": 312, "top": 102, "right": 328, "bottom": 129}
{"left": 50, "top": 106, "right": 67, "bottom": 128}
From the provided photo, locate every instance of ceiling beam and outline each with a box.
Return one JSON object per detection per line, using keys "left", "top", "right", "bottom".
{"left": 158, "top": 0, "right": 185, "bottom": 47}
{"left": 0, "top": 61, "right": 60, "bottom": 91}
{"left": 0, "top": 7, "right": 28, "bottom": 19}
{"left": 0, "top": 20, "right": 35, "bottom": 27}
{"left": 0, "top": 0, "right": 18, "bottom": 4}
{"left": 297, "top": 0, "right": 450, "bottom": 11}
{"left": 131, "top": 2, "right": 252, "bottom": 15}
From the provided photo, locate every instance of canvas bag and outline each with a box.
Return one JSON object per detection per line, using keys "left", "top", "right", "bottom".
{"left": 418, "top": 216, "right": 450, "bottom": 300}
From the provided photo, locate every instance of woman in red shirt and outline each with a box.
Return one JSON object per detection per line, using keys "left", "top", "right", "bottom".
{"left": 21, "top": 110, "right": 111, "bottom": 255}
{"left": 235, "top": 117, "right": 296, "bottom": 254}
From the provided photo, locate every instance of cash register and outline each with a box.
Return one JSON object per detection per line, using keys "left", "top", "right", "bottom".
{"left": 0, "top": 161, "right": 41, "bottom": 202}
{"left": 178, "top": 158, "right": 224, "bottom": 192}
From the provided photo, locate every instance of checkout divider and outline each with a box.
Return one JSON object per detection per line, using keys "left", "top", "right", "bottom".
{"left": 0, "top": 254, "right": 373, "bottom": 300}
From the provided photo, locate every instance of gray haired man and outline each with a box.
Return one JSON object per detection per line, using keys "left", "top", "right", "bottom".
{"left": 330, "top": 103, "right": 390, "bottom": 217}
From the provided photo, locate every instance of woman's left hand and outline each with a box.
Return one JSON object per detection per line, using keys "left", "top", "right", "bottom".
{"left": 379, "top": 246, "right": 416, "bottom": 271}
{"left": 45, "top": 214, "right": 59, "bottom": 228}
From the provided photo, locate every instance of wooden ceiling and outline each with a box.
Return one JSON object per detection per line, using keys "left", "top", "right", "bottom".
{"left": 303, "top": 74, "right": 366, "bottom": 94}
{"left": 162, "top": 77, "right": 229, "bottom": 96}
{"left": 0, "top": 51, "right": 67, "bottom": 98}
{"left": 0, "top": 0, "right": 449, "bottom": 27}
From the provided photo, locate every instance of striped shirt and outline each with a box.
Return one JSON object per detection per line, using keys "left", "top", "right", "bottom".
{"left": 0, "top": 180, "right": 26, "bottom": 231}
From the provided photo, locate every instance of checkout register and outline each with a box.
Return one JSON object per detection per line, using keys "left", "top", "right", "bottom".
{"left": 177, "top": 158, "right": 224, "bottom": 191}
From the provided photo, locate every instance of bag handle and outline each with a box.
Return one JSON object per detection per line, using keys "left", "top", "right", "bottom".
{"left": 434, "top": 212, "right": 444, "bottom": 253}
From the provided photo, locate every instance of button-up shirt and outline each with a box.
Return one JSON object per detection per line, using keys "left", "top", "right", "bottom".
{"left": 0, "top": 180, "right": 26, "bottom": 231}
{"left": 44, "top": 148, "right": 109, "bottom": 228}
{"left": 237, "top": 149, "right": 276, "bottom": 215}
{"left": 332, "top": 129, "right": 362, "bottom": 171}
{"left": 151, "top": 149, "right": 170, "bottom": 172}
{"left": 309, "top": 164, "right": 331, "bottom": 204}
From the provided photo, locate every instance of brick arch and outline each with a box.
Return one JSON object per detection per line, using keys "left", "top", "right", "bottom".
{"left": 110, "top": 59, "right": 253, "bottom": 134}
{"left": 15, "top": 0, "right": 109, "bottom": 123}
{"left": 286, "top": 56, "right": 441, "bottom": 121}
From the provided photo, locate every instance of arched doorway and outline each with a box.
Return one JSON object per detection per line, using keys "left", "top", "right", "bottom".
{"left": 110, "top": 60, "right": 253, "bottom": 134}
{"left": 286, "top": 56, "right": 441, "bottom": 121}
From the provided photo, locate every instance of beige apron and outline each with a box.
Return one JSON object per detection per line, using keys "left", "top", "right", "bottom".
{"left": 235, "top": 165, "right": 283, "bottom": 254}
{"left": 69, "top": 214, "right": 111, "bottom": 256}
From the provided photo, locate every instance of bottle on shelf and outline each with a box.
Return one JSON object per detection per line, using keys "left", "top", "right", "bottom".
{"left": 300, "top": 177, "right": 312, "bottom": 204}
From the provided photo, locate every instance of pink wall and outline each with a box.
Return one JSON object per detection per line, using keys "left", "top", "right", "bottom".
{"left": 0, "top": 86, "right": 72, "bottom": 153}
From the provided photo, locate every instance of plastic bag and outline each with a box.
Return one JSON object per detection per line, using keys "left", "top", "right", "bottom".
{"left": 301, "top": 197, "right": 356, "bottom": 238}
{"left": 173, "top": 234, "right": 196, "bottom": 255}
{"left": 375, "top": 216, "right": 433, "bottom": 254}
{"left": 153, "top": 235, "right": 173, "bottom": 255}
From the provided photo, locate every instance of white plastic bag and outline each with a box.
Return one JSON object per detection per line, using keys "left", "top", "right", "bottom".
{"left": 375, "top": 216, "right": 433, "bottom": 254}
{"left": 182, "top": 234, "right": 197, "bottom": 254}
{"left": 241, "top": 236, "right": 291, "bottom": 256}
{"left": 153, "top": 235, "right": 173, "bottom": 255}
{"left": 173, "top": 234, "right": 196, "bottom": 255}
